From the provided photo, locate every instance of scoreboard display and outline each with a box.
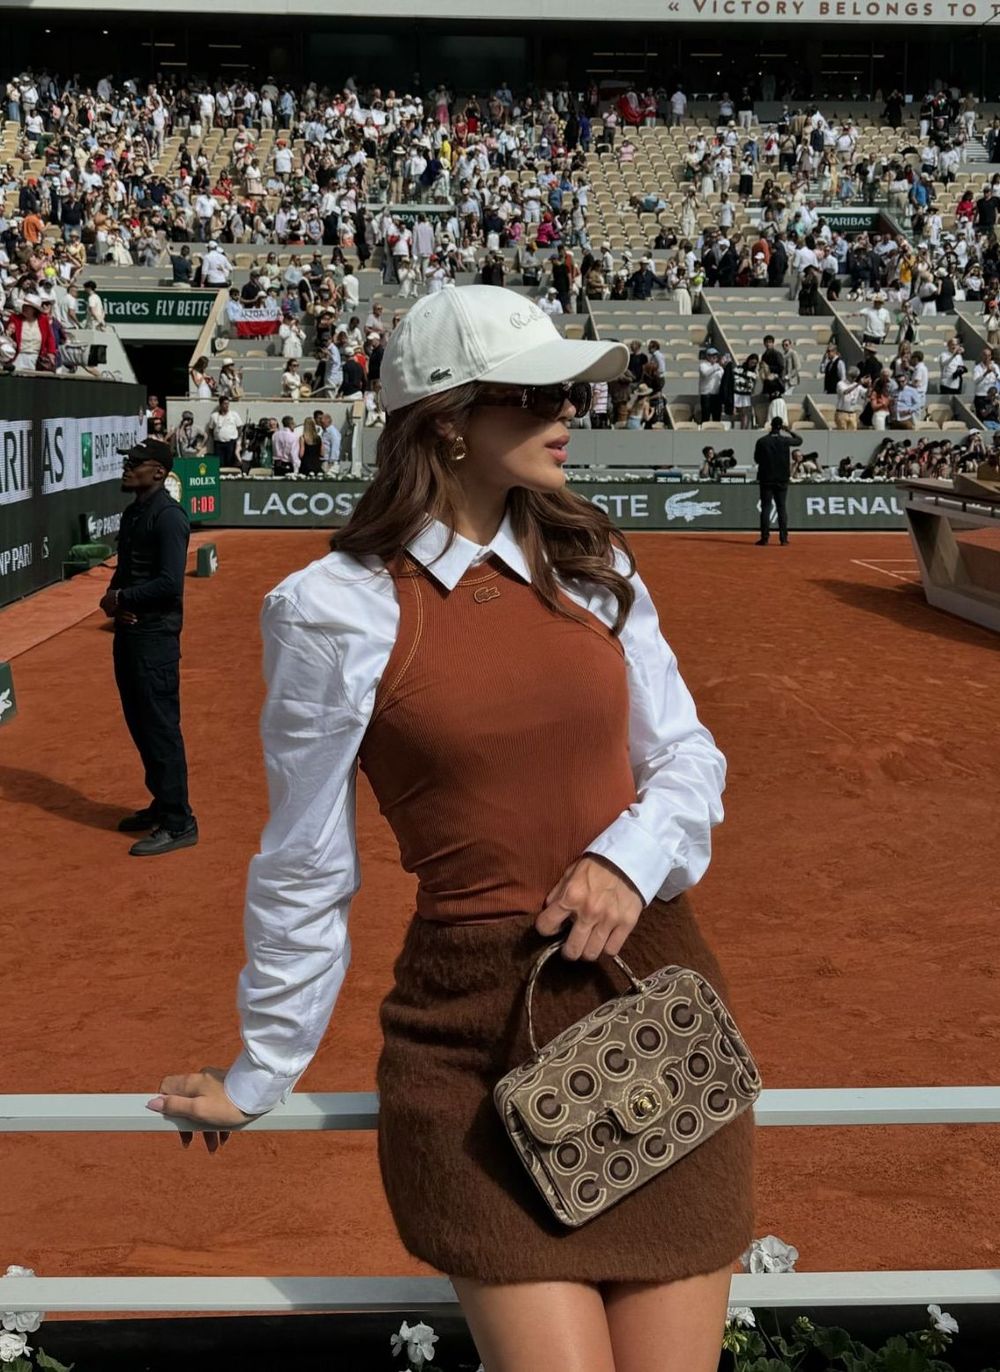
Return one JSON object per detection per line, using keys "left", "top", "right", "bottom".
{"left": 168, "top": 457, "right": 221, "bottom": 523}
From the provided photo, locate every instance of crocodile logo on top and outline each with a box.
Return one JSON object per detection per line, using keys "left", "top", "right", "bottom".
{"left": 663, "top": 490, "right": 723, "bottom": 523}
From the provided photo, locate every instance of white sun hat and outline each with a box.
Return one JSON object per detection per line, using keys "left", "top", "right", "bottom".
{"left": 379, "top": 285, "right": 628, "bottom": 414}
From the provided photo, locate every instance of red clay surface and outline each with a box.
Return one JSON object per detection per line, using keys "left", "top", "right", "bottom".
{"left": 3, "top": 529, "right": 999, "bottom": 1318}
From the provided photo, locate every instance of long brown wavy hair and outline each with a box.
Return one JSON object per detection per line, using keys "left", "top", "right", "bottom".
{"left": 329, "top": 382, "right": 636, "bottom": 634}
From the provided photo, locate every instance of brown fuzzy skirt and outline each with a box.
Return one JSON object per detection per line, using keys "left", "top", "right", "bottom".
{"left": 375, "top": 892, "right": 757, "bottom": 1284}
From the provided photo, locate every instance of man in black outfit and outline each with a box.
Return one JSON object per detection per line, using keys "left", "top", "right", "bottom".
{"left": 753, "top": 417, "right": 801, "bottom": 546}
{"left": 99, "top": 439, "right": 198, "bottom": 856}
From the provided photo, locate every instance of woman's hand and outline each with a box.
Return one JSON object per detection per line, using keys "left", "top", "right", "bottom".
{"left": 534, "top": 855, "right": 644, "bottom": 962}
{"left": 146, "top": 1066, "right": 258, "bottom": 1154}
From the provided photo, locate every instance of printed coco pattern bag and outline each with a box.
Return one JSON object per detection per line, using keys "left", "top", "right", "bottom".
{"left": 494, "top": 939, "right": 762, "bottom": 1228}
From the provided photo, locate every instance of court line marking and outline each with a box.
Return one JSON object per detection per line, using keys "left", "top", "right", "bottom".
{"left": 851, "top": 558, "right": 922, "bottom": 583}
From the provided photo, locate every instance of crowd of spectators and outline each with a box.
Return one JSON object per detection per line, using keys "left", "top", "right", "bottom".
{"left": 157, "top": 402, "right": 347, "bottom": 475}
{"left": 7, "top": 64, "right": 1000, "bottom": 447}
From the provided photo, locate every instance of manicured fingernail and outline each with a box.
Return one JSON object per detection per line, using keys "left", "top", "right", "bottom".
{"left": 146, "top": 1097, "right": 164, "bottom": 1112}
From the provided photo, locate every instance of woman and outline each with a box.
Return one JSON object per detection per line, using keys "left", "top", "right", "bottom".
{"left": 217, "top": 361, "right": 243, "bottom": 401}
{"left": 625, "top": 383, "right": 653, "bottom": 428}
{"left": 6, "top": 294, "right": 57, "bottom": 371}
{"left": 732, "top": 353, "right": 759, "bottom": 429}
{"left": 189, "top": 354, "right": 214, "bottom": 399}
{"left": 672, "top": 266, "right": 693, "bottom": 315}
{"left": 299, "top": 414, "right": 323, "bottom": 475}
{"left": 148, "top": 285, "right": 755, "bottom": 1372}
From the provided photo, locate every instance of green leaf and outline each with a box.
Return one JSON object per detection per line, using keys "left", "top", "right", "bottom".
{"left": 877, "top": 1337, "right": 934, "bottom": 1372}
{"left": 815, "top": 1325, "right": 862, "bottom": 1360}
{"left": 36, "top": 1350, "right": 76, "bottom": 1371}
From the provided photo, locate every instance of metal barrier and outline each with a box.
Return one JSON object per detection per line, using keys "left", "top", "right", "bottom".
{"left": 2, "top": 1088, "right": 999, "bottom": 1315}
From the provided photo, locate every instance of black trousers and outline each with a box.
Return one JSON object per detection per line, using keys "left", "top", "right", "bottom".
{"left": 113, "top": 631, "right": 194, "bottom": 833}
{"left": 759, "top": 482, "right": 789, "bottom": 541}
{"left": 701, "top": 393, "right": 723, "bottom": 423}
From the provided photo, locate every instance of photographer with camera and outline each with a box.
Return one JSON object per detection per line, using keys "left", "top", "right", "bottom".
{"left": 752, "top": 417, "right": 802, "bottom": 546}
{"left": 939, "top": 337, "right": 967, "bottom": 396}
{"left": 698, "top": 445, "right": 737, "bottom": 480}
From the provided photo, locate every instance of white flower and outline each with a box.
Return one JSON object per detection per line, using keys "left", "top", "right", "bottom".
{"left": 0, "top": 1330, "right": 30, "bottom": 1363}
{"left": 740, "top": 1234, "right": 799, "bottom": 1275}
{"left": 727, "top": 1306, "right": 757, "bottom": 1328}
{"left": 390, "top": 1319, "right": 438, "bottom": 1367}
{"left": 927, "top": 1304, "right": 959, "bottom": 1334}
{"left": 1, "top": 1267, "right": 44, "bottom": 1335}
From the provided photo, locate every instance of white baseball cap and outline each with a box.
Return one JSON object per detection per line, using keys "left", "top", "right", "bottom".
{"left": 379, "top": 285, "right": 628, "bottom": 415}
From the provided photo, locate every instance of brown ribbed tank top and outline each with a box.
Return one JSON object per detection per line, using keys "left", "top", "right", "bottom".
{"left": 357, "top": 550, "right": 639, "bottom": 924}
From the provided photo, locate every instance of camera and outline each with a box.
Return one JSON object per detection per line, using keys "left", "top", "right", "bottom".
{"left": 708, "top": 449, "right": 737, "bottom": 478}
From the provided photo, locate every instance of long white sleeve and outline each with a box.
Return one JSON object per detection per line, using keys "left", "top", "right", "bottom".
{"left": 583, "top": 562, "right": 727, "bottom": 907}
{"left": 223, "top": 590, "right": 369, "bottom": 1116}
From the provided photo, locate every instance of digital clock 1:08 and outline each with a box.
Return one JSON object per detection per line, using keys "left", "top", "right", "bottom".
{"left": 190, "top": 496, "right": 216, "bottom": 514}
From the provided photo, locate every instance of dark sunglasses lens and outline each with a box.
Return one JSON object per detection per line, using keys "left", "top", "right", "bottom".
{"left": 531, "top": 383, "right": 592, "bottom": 420}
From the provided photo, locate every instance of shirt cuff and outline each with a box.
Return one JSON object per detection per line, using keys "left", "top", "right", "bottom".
{"left": 584, "top": 812, "right": 678, "bottom": 909}
{"left": 223, "top": 1049, "right": 302, "bottom": 1117}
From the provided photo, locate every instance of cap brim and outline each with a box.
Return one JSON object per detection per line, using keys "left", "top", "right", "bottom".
{"left": 477, "top": 337, "right": 629, "bottom": 388}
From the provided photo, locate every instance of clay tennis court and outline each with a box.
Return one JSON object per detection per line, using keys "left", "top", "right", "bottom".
{"left": 3, "top": 528, "right": 999, "bottom": 1317}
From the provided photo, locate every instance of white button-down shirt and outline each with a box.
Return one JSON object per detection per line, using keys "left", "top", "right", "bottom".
{"left": 223, "top": 509, "right": 727, "bottom": 1115}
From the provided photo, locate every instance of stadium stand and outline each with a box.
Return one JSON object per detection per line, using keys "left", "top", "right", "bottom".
{"left": 5, "top": 72, "right": 1000, "bottom": 478}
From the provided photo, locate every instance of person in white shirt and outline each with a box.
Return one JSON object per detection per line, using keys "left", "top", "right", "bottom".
{"left": 83, "top": 281, "right": 106, "bottom": 330}
{"left": 271, "top": 416, "right": 301, "bottom": 475}
{"left": 318, "top": 412, "right": 342, "bottom": 472}
{"left": 281, "top": 360, "right": 302, "bottom": 398}
{"left": 341, "top": 270, "right": 360, "bottom": 309}
{"left": 909, "top": 351, "right": 929, "bottom": 407}
{"left": 939, "top": 337, "right": 966, "bottom": 395}
{"left": 280, "top": 318, "right": 304, "bottom": 359}
{"left": 201, "top": 242, "right": 232, "bottom": 287}
{"left": 698, "top": 347, "right": 724, "bottom": 422}
{"left": 204, "top": 397, "right": 243, "bottom": 464}
{"left": 858, "top": 295, "right": 891, "bottom": 344}
{"left": 835, "top": 371, "right": 866, "bottom": 429}
{"left": 146, "top": 289, "right": 743, "bottom": 1358}
{"left": 538, "top": 287, "right": 563, "bottom": 316}
{"left": 669, "top": 86, "right": 687, "bottom": 126}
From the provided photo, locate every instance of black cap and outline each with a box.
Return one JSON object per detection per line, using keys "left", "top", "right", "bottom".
{"left": 118, "top": 438, "right": 174, "bottom": 472}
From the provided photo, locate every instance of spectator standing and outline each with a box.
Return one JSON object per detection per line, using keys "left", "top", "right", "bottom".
{"left": 205, "top": 396, "right": 242, "bottom": 465}
{"left": 170, "top": 410, "right": 206, "bottom": 458}
{"left": 319, "top": 412, "right": 342, "bottom": 473}
{"left": 698, "top": 346, "right": 724, "bottom": 423}
{"left": 835, "top": 370, "right": 867, "bottom": 430}
{"left": 753, "top": 418, "right": 800, "bottom": 545}
{"left": 939, "top": 337, "right": 966, "bottom": 396}
{"left": 272, "top": 417, "right": 301, "bottom": 476}
{"left": 99, "top": 438, "right": 197, "bottom": 856}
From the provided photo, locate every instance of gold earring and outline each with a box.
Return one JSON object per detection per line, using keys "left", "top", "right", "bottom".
{"left": 452, "top": 436, "right": 467, "bottom": 462}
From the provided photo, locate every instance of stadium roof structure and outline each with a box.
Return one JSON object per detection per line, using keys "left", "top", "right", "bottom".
{"left": 4, "top": 0, "right": 991, "bottom": 21}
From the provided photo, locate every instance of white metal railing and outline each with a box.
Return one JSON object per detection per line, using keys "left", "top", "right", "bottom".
{"left": 1, "top": 1087, "right": 998, "bottom": 1315}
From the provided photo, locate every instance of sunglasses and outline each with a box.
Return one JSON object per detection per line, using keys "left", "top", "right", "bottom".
{"left": 472, "top": 381, "right": 592, "bottom": 422}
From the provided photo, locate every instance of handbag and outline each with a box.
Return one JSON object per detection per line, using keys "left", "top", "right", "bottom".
{"left": 494, "top": 937, "right": 762, "bottom": 1228}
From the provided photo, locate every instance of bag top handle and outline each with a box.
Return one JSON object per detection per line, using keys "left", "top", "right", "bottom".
{"left": 524, "top": 938, "right": 648, "bottom": 1058}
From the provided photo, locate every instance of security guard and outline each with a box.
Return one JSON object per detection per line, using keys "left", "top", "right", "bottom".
{"left": 752, "top": 418, "right": 802, "bottom": 546}
{"left": 99, "top": 438, "right": 198, "bottom": 855}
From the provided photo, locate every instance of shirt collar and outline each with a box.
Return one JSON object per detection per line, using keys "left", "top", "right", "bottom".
{"left": 405, "top": 507, "right": 531, "bottom": 590}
